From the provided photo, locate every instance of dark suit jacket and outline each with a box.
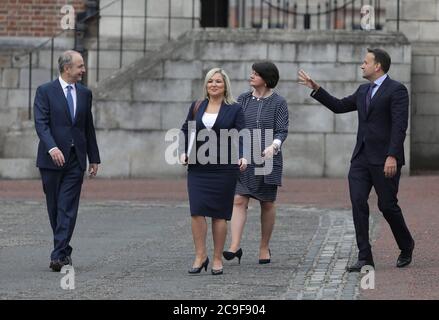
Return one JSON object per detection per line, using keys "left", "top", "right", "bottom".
{"left": 34, "top": 79, "right": 100, "bottom": 171}
{"left": 180, "top": 99, "right": 245, "bottom": 168}
{"left": 312, "top": 76, "right": 409, "bottom": 166}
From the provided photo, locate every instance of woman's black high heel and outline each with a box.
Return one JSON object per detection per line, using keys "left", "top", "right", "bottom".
{"left": 211, "top": 268, "right": 223, "bottom": 275}
{"left": 188, "top": 257, "right": 209, "bottom": 274}
{"left": 258, "top": 249, "right": 271, "bottom": 264}
{"left": 222, "top": 248, "right": 243, "bottom": 264}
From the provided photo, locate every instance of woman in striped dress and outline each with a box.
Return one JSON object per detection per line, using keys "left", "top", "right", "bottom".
{"left": 223, "top": 61, "right": 289, "bottom": 264}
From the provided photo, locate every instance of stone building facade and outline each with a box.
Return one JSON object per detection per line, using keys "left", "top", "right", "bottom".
{"left": 0, "top": 0, "right": 437, "bottom": 178}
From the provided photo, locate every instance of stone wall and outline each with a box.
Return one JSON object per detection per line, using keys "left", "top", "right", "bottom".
{"left": 0, "top": 37, "right": 74, "bottom": 178}
{"left": 386, "top": 0, "right": 439, "bottom": 170}
{"left": 0, "top": 1, "right": 418, "bottom": 179}
{"left": 86, "top": 0, "right": 201, "bottom": 87}
{"left": 0, "top": 0, "right": 199, "bottom": 178}
{"left": 93, "top": 29, "right": 411, "bottom": 178}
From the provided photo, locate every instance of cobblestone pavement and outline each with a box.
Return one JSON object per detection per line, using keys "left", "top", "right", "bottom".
{"left": 0, "top": 199, "right": 369, "bottom": 300}
{"left": 1, "top": 175, "right": 438, "bottom": 300}
{"left": 285, "top": 209, "right": 360, "bottom": 300}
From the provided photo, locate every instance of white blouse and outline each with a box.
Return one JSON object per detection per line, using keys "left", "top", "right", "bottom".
{"left": 202, "top": 112, "right": 218, "bottom": 130}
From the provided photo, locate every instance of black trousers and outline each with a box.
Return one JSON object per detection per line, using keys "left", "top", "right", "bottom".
{"left": 40, "top": 148, "right": 84, "bottom": 261}
{"left": 348, "top": 150, "right": 414, "bottom": 261}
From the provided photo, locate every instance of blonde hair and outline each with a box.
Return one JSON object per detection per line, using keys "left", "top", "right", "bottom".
{"left": 202, "top": 68, "right": 236, "bottom": 105}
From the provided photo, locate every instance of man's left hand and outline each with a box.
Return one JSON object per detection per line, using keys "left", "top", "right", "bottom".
{"left": 89, "top": 163, "right": 99, "bottom": 178}
{"left": 384, "top": 156, "right": 397, "bottom": 178}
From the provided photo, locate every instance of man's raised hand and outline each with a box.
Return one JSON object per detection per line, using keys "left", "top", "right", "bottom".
{"left": 298, "top": 69, "right": 320, "bottom": 91}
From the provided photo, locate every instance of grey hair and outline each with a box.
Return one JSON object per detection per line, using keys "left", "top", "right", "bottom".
{"left": 58, "top": 50, "right": 78, "bottom": 73}
{"left": 202, "top": 68, "right": 236, "bottom": 105}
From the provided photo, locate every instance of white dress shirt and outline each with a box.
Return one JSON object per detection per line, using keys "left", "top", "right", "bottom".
{"left": 202, "top": 112, "right": 218, "bottom": 130}
{"left": 371, "top": 74, "right": 388, "bottom": 98}
{"left": 58, "top": 76, "right": 77, "bottom": 117}
{"left": 48, "top": 77, "right": 77, "bottom": 154}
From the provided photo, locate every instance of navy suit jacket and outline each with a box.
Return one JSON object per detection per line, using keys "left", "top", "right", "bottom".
{"left": 180, "top": 99, "right": 245, "bottom": 168}
{"left": 312, "top": 76, "right": 408, "bottom": 166}
{"left": 34, "top": 79, "right": 100, "bottom": 171}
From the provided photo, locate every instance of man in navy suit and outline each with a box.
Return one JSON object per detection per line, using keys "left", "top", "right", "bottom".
{"left": 298, "top": 48, "right": 414, "bottom": 272}
{"left": 34, "top": 50, "right": 100, "bottom": 272}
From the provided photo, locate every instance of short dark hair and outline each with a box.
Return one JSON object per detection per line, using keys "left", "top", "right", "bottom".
{"left": 252, "top": 61, "right": 280, "bottom": 88}
{"left": 367, "top": 48, "right": 391, "bottom": 73}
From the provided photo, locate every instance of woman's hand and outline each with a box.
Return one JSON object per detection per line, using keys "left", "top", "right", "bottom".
{"left": 179, "top": 153, "right": 188, "bottom": 166}
{"left": 262, "top": 145, "right": 275, "bottom": 160}
{"left": 239, "top": 158, "right": 248, "bottom": 171}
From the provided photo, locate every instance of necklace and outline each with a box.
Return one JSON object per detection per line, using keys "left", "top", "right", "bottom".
{"left": 252, "top": 89, "right": 273, "bottom": 101}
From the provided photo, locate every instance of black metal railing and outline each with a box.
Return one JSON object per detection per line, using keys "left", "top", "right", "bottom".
{"left": 17, "top": 0, "right": 401, "bottom": 121}
{"left": 17, "top": 0, "right": 200, "bottom": 120}
{"left": 94, "top": 0, "right": 199, "bottom": 81}
{"left": 232, "top": 0, "right": 386, "bottom": 31}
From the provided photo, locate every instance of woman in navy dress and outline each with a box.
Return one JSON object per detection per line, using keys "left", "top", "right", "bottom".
{"left": 223, "top": 61, "right": 289, "bottom": 265}
{"left": 180, "top": 68, "right": 247, "bottom": 275}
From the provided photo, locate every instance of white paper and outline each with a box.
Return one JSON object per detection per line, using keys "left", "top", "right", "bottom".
{"left": 187, "top": 130, "right": 196, "bottom": 157}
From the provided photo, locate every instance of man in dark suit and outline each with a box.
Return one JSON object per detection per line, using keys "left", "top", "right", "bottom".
{"left": 34, "top": 50, "right": 100, "bottom": 272}
{"left": 298, "top": 48, "right": 414, "bottom": 272}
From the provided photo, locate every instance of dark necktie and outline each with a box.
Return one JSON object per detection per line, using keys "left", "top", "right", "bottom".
{"left": 365, "top": 83, "right": 377, "bottom": 114}
{"left": 66, "top": 85, "right": 75, "bottom": 122}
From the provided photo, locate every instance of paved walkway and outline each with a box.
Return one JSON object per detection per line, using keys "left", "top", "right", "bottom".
{"left": 0, "top": 176, "right": 438, "bottom": 299}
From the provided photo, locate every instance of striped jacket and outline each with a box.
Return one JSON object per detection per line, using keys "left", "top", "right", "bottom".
{"left": 238, "top": 91, "right": 289, "bottom": 186}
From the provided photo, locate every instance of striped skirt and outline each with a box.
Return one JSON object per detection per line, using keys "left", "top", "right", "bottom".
{"left": 235, "top": 165, "right": 278, "bottom": 202}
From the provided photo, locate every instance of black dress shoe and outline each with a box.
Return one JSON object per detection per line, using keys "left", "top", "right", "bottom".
{"left": 259, "top": 249, "right": 271, "bottom": 264}
{"left": 346, "top": 260, "right": 375, "bottom": 272}
{"left": 223, "top": 248, "right": 242, "bottom": 264}
{"left": 188, "top": 257, "right": 209, "bottom": 274}
{"left": 62, "top": 256, "right": 73, "bottom": 266}
{"left": 49, "top": 259, "right": 69, "bottom": 272}
{"left": 397, "top": 242, "right": 414, "bottom": 268}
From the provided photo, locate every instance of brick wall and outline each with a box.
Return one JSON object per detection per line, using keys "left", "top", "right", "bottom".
{"left": 0, "top": 0, "right": 86, "bottom": 37}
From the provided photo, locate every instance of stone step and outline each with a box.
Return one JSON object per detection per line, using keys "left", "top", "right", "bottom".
{"left": 0, "top": 158, "right": 39, "bottom": 179}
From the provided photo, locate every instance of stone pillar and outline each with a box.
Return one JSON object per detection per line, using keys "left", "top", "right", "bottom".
{"left": 387, "top": 0, "right": 439, "bottom": 171}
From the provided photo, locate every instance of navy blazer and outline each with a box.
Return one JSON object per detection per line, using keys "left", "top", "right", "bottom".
{"left": 312, "top": 76, "right": 408, "bottom": 165}
{"left": 34, "top": 79, "right": 101, "bottom": 170}
{"left": 180, "top": 99, "right": 245, "bottom": 168}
